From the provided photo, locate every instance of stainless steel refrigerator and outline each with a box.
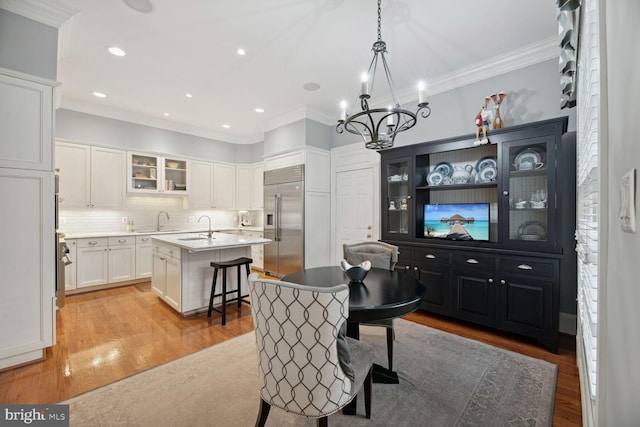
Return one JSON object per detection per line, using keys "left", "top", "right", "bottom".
{"left": 263, "top": 165, "right": 304, "bottom": 277}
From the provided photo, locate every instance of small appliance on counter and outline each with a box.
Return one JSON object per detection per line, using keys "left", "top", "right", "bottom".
{"left": 238, "top": 210, "right": 252, "bottom": 227}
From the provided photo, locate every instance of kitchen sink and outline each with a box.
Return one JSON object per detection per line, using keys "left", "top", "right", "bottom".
{"left": 178, "top": 237, "right": 215, "bottom": 241}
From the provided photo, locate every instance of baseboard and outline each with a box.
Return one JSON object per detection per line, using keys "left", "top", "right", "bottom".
{"left": 559, "top": 312, "right": 577, "bottom": 335}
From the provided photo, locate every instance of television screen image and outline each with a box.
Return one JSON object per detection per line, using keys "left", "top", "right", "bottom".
{"left": 424, "top": 203, "right": 490, "bottom": 241}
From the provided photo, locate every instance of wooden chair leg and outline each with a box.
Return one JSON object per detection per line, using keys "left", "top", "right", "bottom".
{"left": 364, "top": 366, "right": 372, "bottom": 419}
{"left": 317, "top": 416, "right": 328, "bottom": 427}
{"left": 255, "top": 398, "right": 271, "bottom": 427}
{"left": 207, "top": 268, "right": 218, "bottom": 317}
{"left": 386, "top": 327, "right": 394, "bottom": 371}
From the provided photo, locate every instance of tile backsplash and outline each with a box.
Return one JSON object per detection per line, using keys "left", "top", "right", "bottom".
{"left": 59, "top": 196, "right": 262, "bottom": 235}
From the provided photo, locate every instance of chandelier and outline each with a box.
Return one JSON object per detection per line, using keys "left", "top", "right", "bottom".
{"left": 336, "top": 0, "right": 431, "bottom": 150}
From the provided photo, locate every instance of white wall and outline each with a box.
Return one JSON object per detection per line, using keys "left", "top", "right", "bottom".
{"left": 600, "top": 0, "right": 640, "bottom": 424}
{"left": 332, "top": 59, "right": 576, "bottom": 148}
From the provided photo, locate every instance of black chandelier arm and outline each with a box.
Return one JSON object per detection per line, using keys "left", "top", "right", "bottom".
{"left": 336, "top": 122, "right": 345, "bottom": 134}
{"left": 417, "top": 103, "right": 432, "bottom": 119}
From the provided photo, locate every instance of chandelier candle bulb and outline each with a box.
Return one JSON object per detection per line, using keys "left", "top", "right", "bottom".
{"left": 418, "top": 81, "right": 427, "bottom": 105}
{"left": 361, "top": 73, "right": 369, "bottom": 97}
{"left": 339, "top": 101, "right": 347, "bottom": 122}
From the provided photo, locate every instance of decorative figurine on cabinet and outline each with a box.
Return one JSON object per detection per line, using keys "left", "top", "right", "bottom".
{"left": 400, "top": 198, "right": 408, "bottom": 210}
{"left": 474, "top": 98, "right": 492, "bottom": 145}
{"left": 490, "top": 91, "right": 507, "bottom": 129}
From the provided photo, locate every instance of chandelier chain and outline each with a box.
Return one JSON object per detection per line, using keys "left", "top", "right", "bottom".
{"left": 377, "top": 0, "right": 382, "bottom": 42}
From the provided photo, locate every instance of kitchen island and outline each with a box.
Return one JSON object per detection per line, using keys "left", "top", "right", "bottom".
{"left": 150, "top": 232, "right": 271, "bottom": 316}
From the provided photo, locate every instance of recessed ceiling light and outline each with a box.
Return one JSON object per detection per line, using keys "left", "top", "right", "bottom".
{"left": 303, "top": 82, "right": 320, "bottom": 91}
{"left": 93, "top": 92, "right": 106, "bottom": 98}
{"left": 185, "top": 93, "right": 193, "bottom": 98}
{"left": 255, "top": 108, "right": 264, "bottom": 113}
{"left": 222, "top": 124, "right": 231, "bottom": 129}
{"left": 107, "top": 46, "right": 126, "bottom": 57}
{"left": 122, "top": 0, "right": 153, "bottom": 13}
{"left": 163, "top": 112, "right": 170, "bottom": 116}
{"left": 236, "top": 48, "right": 246, "bottom": 56}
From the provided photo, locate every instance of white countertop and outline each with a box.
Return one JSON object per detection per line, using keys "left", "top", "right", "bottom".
{"left": 151, "top": 232, "right": 271, "bottom": 252}
{"left": 62, "top": 227, "right": 263, "bottom": 239}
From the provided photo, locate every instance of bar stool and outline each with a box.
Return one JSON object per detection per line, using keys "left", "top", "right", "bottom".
{"left": 208, "top": 257, "right": 253, "bottom": 325}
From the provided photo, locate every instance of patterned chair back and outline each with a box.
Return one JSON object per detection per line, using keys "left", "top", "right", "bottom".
{"left": 343, "top": 241, "right": 399, "bottom": 271}
{"left": 247, "top": 273, "right": 353, "bottom": 418}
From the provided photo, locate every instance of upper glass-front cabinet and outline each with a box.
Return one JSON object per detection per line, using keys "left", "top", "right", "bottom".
{"left": 382, "top": 157, "right": 412, "bottom": 238}
{"left": 128, "top": 152, "right": 189, "bottom": 195}
{"left": 501, "top": 136, "right": 557, "bottom": 250}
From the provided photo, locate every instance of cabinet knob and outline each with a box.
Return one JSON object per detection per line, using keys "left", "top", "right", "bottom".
{"left": 406, "top": 196, "right": 412, "bottom": 199}
{"left": 405, "top": 265, "right": 410, "bottom": 271}
{"left": 500, "top": 280, "right": 506, "bottom": 285}
{"left": 118, "top": 239, "right": 126, "bottom": 243}
{"left": 488, "top": 278, "right": 493, "bottom": 283}
{"left": 517, "top": 264, "right": 533, "bottom": 270}
{"left": 503, "top": 191, "right": 509, "bottom": 196}
{"left": 141, "top": 238, "right": 149, "bottom": 241}
{"left": 413, "top": 266, "right": 418, "bottom": 271}
{"left": 367, "top": 234, "right": 372, "bottom": 238}
{"left": 88, "top": 240, "right": 98, "bottom": 245}
{"left": 367, "top": 225, "right": 372, "bottom": 230}
{"left": 425, "top": 254, "right": 436, "bottom": 259}
{"left": 466, "top": 258, "right": 479, "bottom": 264}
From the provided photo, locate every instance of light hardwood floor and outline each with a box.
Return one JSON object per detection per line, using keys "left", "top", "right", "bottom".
{"left": 0, "top": 281, "right": 581, "bottom": 425}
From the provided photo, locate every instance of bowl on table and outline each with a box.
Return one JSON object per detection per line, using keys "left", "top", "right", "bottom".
{"left": 340, "top": 259, "right": 372, "bottom": 283}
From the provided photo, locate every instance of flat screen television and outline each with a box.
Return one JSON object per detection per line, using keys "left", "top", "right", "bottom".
{"left": 423, "top": 203, "right": 490, "bottom": 241}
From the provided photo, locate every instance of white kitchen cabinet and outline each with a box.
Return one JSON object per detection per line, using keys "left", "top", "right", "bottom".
{"left": 213, "top": 163, "right": 236, "bottom": 209}
{"left": 128, "top": 151, "right": 190, "bottom": 195}
{"left": 0, "top": 168, "right": 55, "bottom": 370}
{"left": 55, "top": 142, "right": 126, "bottom": 209}
{"left": 151, "top": 242, "right": 181, "bottom": 310}
{"left": 135, "top": 235, "right": 153, "bottom": 279}
{"left": 225, "top": 229, "right": 264, "bottom": 270}
{"left": 253, "top": 163, "right": 264, "bottom": 209}
{"left": 64, "top": 239, "right": 77, "bottom": 290}
{"left": 107, "top": 236, "right": 136, "bottom": 283}
{"left": 76, "top": 238, "right": 109, "bottom": 288}
{"left": 189, "top": 160, "right": 214, "bottom": 209}
{"left": 0, "top": 72, "right": 53, "bottom": 171}
{"left": 235, "top": 165, "right": 253, "bottom": 210}
{"left": 235, "top": 162, "right": 264, "bottom": 210}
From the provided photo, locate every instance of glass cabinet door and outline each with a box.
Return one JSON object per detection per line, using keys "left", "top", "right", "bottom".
{"left": 502, "top": 137, "right": 557, "bottom": 249}
{"left": 382, "top": 158, "right": 412, "bottom": 238}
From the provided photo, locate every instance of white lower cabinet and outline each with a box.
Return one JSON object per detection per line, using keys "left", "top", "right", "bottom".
{"left": 108, "top": 236, "right": 136, "bottom": 282}
{"left": 77, "top": 238, "right": 109, "bottom": 287}
{"left": 64, "top": 239, "right": 77, "bottom": 290}
{"left": 151, "top": 243, "right": 181, "bottom": 310}
{"left": 135, "top": 235, "right": 153, "bottom": 278}
{"left": 76, "top": 236, "right": 135, "bottom": 288}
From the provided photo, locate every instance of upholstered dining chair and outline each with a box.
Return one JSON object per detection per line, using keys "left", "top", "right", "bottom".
{"left": 343, "top": 241, "right": 399, "bottom": 372}
{"left": 247, "top": 273, "right": 373, "bottom": 427}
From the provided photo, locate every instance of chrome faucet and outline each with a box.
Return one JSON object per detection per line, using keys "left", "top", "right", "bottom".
{"left": 157, "top": 211, "right": 170, "bottom": 231}
{"left": 198, "top": 215, "right": 213, "bottom": 238}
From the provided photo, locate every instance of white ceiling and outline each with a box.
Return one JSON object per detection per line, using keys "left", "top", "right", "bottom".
{"left": 53, "top": 0, "right": 561, "bottom": 144}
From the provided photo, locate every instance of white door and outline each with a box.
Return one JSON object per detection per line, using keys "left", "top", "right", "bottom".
{"left": 335, "top": 167, "right": 375, "bottom": 259}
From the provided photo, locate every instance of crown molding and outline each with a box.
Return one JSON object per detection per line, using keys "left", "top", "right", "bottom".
{"left": 399, "top": 36, "right": 561, "bottom": 100}
{"left": 60, "top": 97, "right": 262, "bottom": 145}
{"left": 0, "top": 0, "right": 76, "bottom": 28}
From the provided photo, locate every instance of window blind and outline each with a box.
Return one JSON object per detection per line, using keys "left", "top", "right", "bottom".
{"left": 576, "top": 0, "right": 600, "bottom": 399}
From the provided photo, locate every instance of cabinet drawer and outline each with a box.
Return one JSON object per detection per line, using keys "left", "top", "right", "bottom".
{"left": 108, "top": 236, "right": 135, "bottom": 246}
{"left": 451, "top": 253, "right": 496, "bottom": 272}
{"left": 136, "top": 235, "right": 153, "bottom": 244}
{"left": 500, "top": 258, "right": 556, "bottom": 278}
{"left": 77, "top": 237, "right": 108, "bottom": 248}
{"left": 413, "top": 248, "right": 449, "bottom": 265}
{"left": 153, "top": 243, "right": 181, "bottom": 259}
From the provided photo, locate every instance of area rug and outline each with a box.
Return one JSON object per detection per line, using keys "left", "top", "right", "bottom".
{"left": 63, "top": 320, "right": 557, "bottom": 426}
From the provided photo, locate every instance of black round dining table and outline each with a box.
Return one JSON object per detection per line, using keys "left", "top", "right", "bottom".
{"left": 282, "top": 266, "right": 426, "bottom": 325}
